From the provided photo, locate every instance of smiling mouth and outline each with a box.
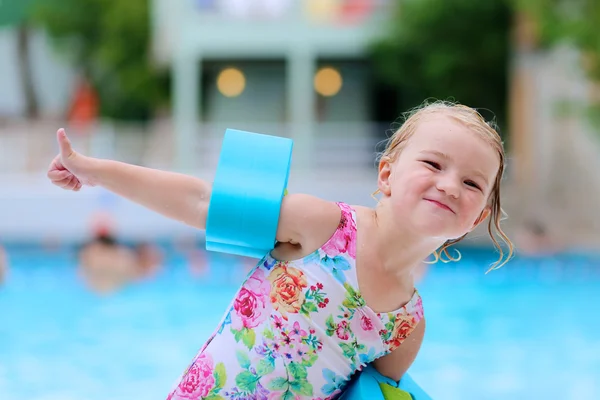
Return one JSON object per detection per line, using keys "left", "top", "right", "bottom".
{"left": 424, "top": 199, "right": 455, "bottom": 213}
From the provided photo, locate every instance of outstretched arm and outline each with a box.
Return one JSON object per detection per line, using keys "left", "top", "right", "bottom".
{"left": 90, "top": 159, "right": 211, "bottom": 229}
{"left": 47, "top": 128, "right": 211, "bottom": 229}
{"left": 48, "top": 129, "right": 341, "bottom": 246}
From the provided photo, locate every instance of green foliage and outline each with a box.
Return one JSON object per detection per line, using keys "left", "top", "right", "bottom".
{"left": 32, "top": 0, "right": 169, "bottom": 121}
{"left": 0, "top": 0, "right": 38, "bottom": 27}
{"left": 369, "top": 0, "right": 512, "bottom": 131}
{"left": 512, "top": 0, "right": 600, "bottom": 130}
{"left": 514, "top": 0, "right": 600, "bottom": 80}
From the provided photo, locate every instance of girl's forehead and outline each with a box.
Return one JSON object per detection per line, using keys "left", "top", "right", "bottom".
{"left": 407, "top": 117, "right": 489, "bottom": 152}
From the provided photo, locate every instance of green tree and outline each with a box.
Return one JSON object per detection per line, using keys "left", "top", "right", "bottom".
{"left": 513, "top": 0, "right": 600, "bottom": 127}
{"left": 369, "top": 0, "right": 512, "bottom": 133}
{"left": 514, "top": 0, "right": 600, "bottom": 79}
{"left": 1, "top": 0, "right": 40, "bottom": 118}
{"left": 32, "top": 0, "right": 169, "bottom": 121}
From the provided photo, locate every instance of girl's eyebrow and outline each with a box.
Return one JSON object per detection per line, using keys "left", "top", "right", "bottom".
{"left": 420, "top": 150, "right": 449, "bottom": 159}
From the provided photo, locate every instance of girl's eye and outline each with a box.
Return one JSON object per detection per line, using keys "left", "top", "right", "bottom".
{"left": 423, "top": 161, "right": 440, "bottom": 170}
{"left": 465, "top": 180, "right": 481, "bottom": 190}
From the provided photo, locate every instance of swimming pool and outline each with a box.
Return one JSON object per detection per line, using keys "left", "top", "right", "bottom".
{"left": 1, "top": 244, "right": 599, "bottom": 400}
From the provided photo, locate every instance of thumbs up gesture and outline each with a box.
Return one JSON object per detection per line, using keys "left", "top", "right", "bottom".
{"left": 47, "top": 129, "right": 98, "bottom": 191}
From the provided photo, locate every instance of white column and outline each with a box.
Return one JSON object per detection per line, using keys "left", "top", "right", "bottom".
{"left": 172, "top": 51, "right": 200, "bottom": 172}
{"left": 508, "top": 51, "right": 537, "bottom": 199}
{"left": 287, "top": 47, "right": 316, "bottom": 171}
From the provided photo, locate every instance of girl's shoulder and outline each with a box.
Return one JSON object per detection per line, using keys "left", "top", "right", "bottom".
{"left": 274, "top": 194, "right": 346, "bottom": 256}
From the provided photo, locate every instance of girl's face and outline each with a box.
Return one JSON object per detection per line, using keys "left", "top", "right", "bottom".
{"left": 378, "top": 115, "right": 500, "bottom": 240}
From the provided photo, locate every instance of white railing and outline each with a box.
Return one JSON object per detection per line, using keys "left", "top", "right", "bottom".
{"left": 0, "top": 119, "right": 387, "bottom": 174}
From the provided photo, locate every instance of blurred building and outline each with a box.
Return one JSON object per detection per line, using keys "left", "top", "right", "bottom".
{"left": 151, "top": 0, "right": 396, "bottom": 170}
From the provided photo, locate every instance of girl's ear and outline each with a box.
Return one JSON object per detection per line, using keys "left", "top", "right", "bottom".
{"left": 377, "top": 157, "right": 393, "bottom": 196}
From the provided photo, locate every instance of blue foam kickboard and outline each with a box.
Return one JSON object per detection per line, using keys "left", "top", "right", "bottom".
{"left": 340, "top": 366, "right": 433, "bottom": 400}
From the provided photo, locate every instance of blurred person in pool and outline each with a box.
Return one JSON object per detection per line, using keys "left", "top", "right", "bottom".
{"left": 78, "top": 221, "right": 137, "bottom": 294}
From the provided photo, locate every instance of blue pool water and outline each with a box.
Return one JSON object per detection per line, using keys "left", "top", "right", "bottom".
{"left": 1, "top": 245, "right": 599, "bottom": 400}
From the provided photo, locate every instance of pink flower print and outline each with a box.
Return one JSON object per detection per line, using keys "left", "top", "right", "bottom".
{"left": 414, "top": 296, "right": 424, "bottom": 320}
{"left": 350, "top": 312, "right": 380, "bottom": 342}
{"left": 322, "top": 209, "right": 356, "bottom": 258}
{"left": 173, "top": 353, "right": 215, "bottom": 399}
{"left": 361, "top": 315, "right": 374, "bottom": 331}
{"left": 292, "top": 342, "right": 312, "bottom": 363}
{"left": 280, "top": 338, "right": 311, "bottom": 364}
{"left": 271, "top": 314, "right": 286, "bottom": 331}
{"left": 335, "top": 320, "right": 351, "bottom": 341}
{"left": 290, "top": 321, "right": 307, "bottom": 341}
{"left": 275, "top": 323, "right": 311, "bottom": 362}
{"left": 231, "top": 269, "right": 271, "bottom": 330}
{"left": 280, "top": 331, "right": 294, "bottom": 349}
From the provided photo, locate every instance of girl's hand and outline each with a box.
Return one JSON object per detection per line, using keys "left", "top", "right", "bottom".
{"left": 47, "top": 128, "right": 99, "bottom": 190}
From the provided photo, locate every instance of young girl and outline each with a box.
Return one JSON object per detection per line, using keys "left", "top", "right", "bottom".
{"left": 47, "top": 101, "right": 513, "bottom": 399}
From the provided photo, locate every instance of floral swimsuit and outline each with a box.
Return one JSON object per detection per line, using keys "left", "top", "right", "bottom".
{"left": 167, "top": 202, "right": 424, "bottom": 400}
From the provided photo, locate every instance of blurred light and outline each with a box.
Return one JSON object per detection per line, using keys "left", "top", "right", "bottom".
{"left": 305, "top": 0, "right": 342, "bottom": 23}
{"left": 217, "top": 68, "right": 246, "bottom": 97}
{"left": 305, "top": 0, "right": 374, "bottom": 24}
{"left": 314, "top": 67, "right": 343, "bottom": 97}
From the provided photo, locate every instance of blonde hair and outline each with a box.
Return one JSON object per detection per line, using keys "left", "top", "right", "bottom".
{"left": 375, "top": 100, "right": 513, "bottom": 272}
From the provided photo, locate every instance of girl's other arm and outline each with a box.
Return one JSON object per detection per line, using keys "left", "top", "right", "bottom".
{"left": 372, "top": 317, "right": 426, "bottom": 381}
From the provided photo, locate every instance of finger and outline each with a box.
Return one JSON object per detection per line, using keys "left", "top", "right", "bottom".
{"left": 54, "top": 175, "right": 76, "bottom": 189}
{"left": 64, "top": 175, "right": 80, "bottom": 189}
{"left": 57, "top": 128, "right": 74, "bottom": 159}
{"left": 65, "top": 176, "right": 81, "bottom": 190}
{"left": 47, "top": 170, "right": 71, "bottom": 181}
{"left": 49, "top": 175, "right": 72, "bottom": 186}
{"left": 53, "top": 179, "right": 71, "bottom": 189}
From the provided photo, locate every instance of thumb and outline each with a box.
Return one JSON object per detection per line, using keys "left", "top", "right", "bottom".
{"left": 57, "top": 128, "right": 74, "bottom": 158}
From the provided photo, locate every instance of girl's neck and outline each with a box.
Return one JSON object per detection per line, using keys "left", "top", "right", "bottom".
{"left": 366, "top": 201, "right": 444, "bottom": 281}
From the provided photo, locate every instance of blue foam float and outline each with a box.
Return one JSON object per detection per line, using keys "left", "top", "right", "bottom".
{"left": 205, "top": 128, "right": 293, "bottom": 259}
{"left": 204, "top": 129, "right": 433, "bottom": 399}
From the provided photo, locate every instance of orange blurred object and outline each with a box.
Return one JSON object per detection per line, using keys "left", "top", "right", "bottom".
{"left": 68, "top": 78, "right": 99, "bottom": 134}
